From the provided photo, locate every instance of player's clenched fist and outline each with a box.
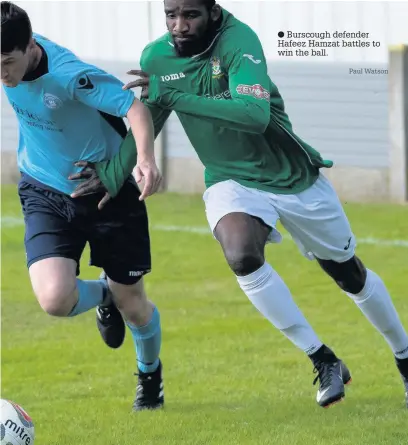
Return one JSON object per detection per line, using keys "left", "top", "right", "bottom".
{"left": 135, "top": 156, "right": 162, "bottom": 201}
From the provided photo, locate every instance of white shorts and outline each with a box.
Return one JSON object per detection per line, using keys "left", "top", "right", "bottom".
{"left": 203, "top": 173, "right": 356, "bottom": 262}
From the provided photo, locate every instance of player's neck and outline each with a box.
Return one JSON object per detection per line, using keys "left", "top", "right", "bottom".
{"left": 26, "top": 44, "right": 43, "bottom": 75}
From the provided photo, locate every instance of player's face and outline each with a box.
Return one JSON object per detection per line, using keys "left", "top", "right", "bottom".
{"left": 164, "top": 0, "right": 221, "bottom": 57}
{"left": 1, "top": 49, "right": 30, "bottom": 87}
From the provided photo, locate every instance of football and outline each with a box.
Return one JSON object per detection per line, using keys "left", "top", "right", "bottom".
{"left": 0, "top": 400, "right": 35, "bottom": 445}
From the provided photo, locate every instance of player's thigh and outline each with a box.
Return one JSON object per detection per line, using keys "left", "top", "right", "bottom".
{"left": 88, "top": 179, "right": 151, "bottom": 290}
{"left": 19, "top": 181, "right": 87, "bottom": 309}
{"left": 203, "top": 179, "right": 282, "bottom": 245}
{"left": 274, "top": 173, "right": 356, "bottom": 262}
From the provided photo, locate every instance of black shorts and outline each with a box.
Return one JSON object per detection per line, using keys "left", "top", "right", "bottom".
{"left": 18, "top": 177, "right": 151, "bottom": 285}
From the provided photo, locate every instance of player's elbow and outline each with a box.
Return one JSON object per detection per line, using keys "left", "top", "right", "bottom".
{"left": 127, "top": 99, "right": 154, "bottom": 130}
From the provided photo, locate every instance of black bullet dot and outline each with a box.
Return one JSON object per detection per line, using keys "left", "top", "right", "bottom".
{"left": 278, "top": 31, "right": 284, "bottom": 38}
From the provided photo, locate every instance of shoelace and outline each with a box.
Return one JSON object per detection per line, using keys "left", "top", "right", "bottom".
{"left": 133, "top": 372, "right": 156, "bottom": 399}
{"left": 97, "top": 306, "right": 112, "bottom": 320}
{"left": 313, "top": 361, "right": 335, "bottom": 389}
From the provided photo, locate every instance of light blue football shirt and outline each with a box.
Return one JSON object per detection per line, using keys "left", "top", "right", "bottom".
{"left": 3, "top": 34, "right": 135, "bottom": 194}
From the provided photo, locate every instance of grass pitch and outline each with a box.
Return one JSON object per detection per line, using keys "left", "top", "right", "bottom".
{"left": 1, "top": 184, "right": 408, "bottom": 444}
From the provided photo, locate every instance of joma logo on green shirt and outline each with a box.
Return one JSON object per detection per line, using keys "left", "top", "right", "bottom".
{"left": 160, "top": 73, "right": 185, "bottom": 82}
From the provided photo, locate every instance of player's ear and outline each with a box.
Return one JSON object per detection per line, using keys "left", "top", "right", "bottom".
{"left": 27, "top": 37, "right": 36, "bottom": 51}
{"left": 210, "top": 4, "right": 222, "bottom": 22}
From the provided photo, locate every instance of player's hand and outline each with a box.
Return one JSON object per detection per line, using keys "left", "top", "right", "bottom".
{"left": 123, "top": 70, "right": 149, "bottom": 99}
{"left": 68, "top": 161, "right": 111, "bottom": 210}
{"left": 135, "top": 156, "right": 162, "bottom": 201}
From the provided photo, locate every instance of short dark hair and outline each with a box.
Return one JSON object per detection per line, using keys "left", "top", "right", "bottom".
{"left": 203, "top": 0, "right": 216, "bottom": 10}
{"left": 1, "top": 1, "right": 32, "bottom": 54}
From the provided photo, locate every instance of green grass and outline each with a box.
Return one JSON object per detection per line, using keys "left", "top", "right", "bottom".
{"left": 1, "top": 184, "right": 408, "bottom": 445}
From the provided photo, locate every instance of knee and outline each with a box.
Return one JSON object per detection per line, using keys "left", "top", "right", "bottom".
{"left": 224, "top": 248, "right": 264, "bottom": 276}
{"left": 36, "top": 282, "right": 77, "bottom": 317}
{"left": 109, "top": 278, "right": 146, "bottom": 311}
{"left": 109, "top": 278, "right": 152, "bottom": 326}
{"left": 317, "top": 255, "right": 367, "bottom": 294}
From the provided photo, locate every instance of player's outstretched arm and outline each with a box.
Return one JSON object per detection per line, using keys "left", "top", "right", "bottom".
{"left": 145, "top": 29, "right": 271, "bottom": 134}
{"left": 126, "top": 98, "right": 161, "bottom": 201}
{"left": 71, "top": 100, "right": 170, "bottom": 208}
{"left": 94, "top": 101, "right": 171, "bottom": 201}
{"left": 92, "top": 48, "right": 171, "bottom": 201}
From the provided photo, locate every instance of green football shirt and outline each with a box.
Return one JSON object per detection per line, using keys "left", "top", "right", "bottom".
{"left": 97, "top": 8, "right": 333, "bottom": 197}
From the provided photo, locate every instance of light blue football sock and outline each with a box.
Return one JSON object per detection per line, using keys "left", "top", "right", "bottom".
{"left": 127, "top": 307, "right": 161, "bottom": 373}
{"left": 68, "top": 279, "right": 107, "bottom": 317}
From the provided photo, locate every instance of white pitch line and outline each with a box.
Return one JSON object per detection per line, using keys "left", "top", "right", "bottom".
{"left": 1, "top": 216, "right": 25, "bottom": 226}
{"left": 152, "top": 224, "right": 408, "bottom": 248}
{"left": 1, "top": 217, "right": 408, "bottom": 248}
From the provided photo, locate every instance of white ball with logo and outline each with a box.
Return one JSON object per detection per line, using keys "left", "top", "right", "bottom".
{"left": 0, "top": 400, "right": 35, "bottom": 445}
